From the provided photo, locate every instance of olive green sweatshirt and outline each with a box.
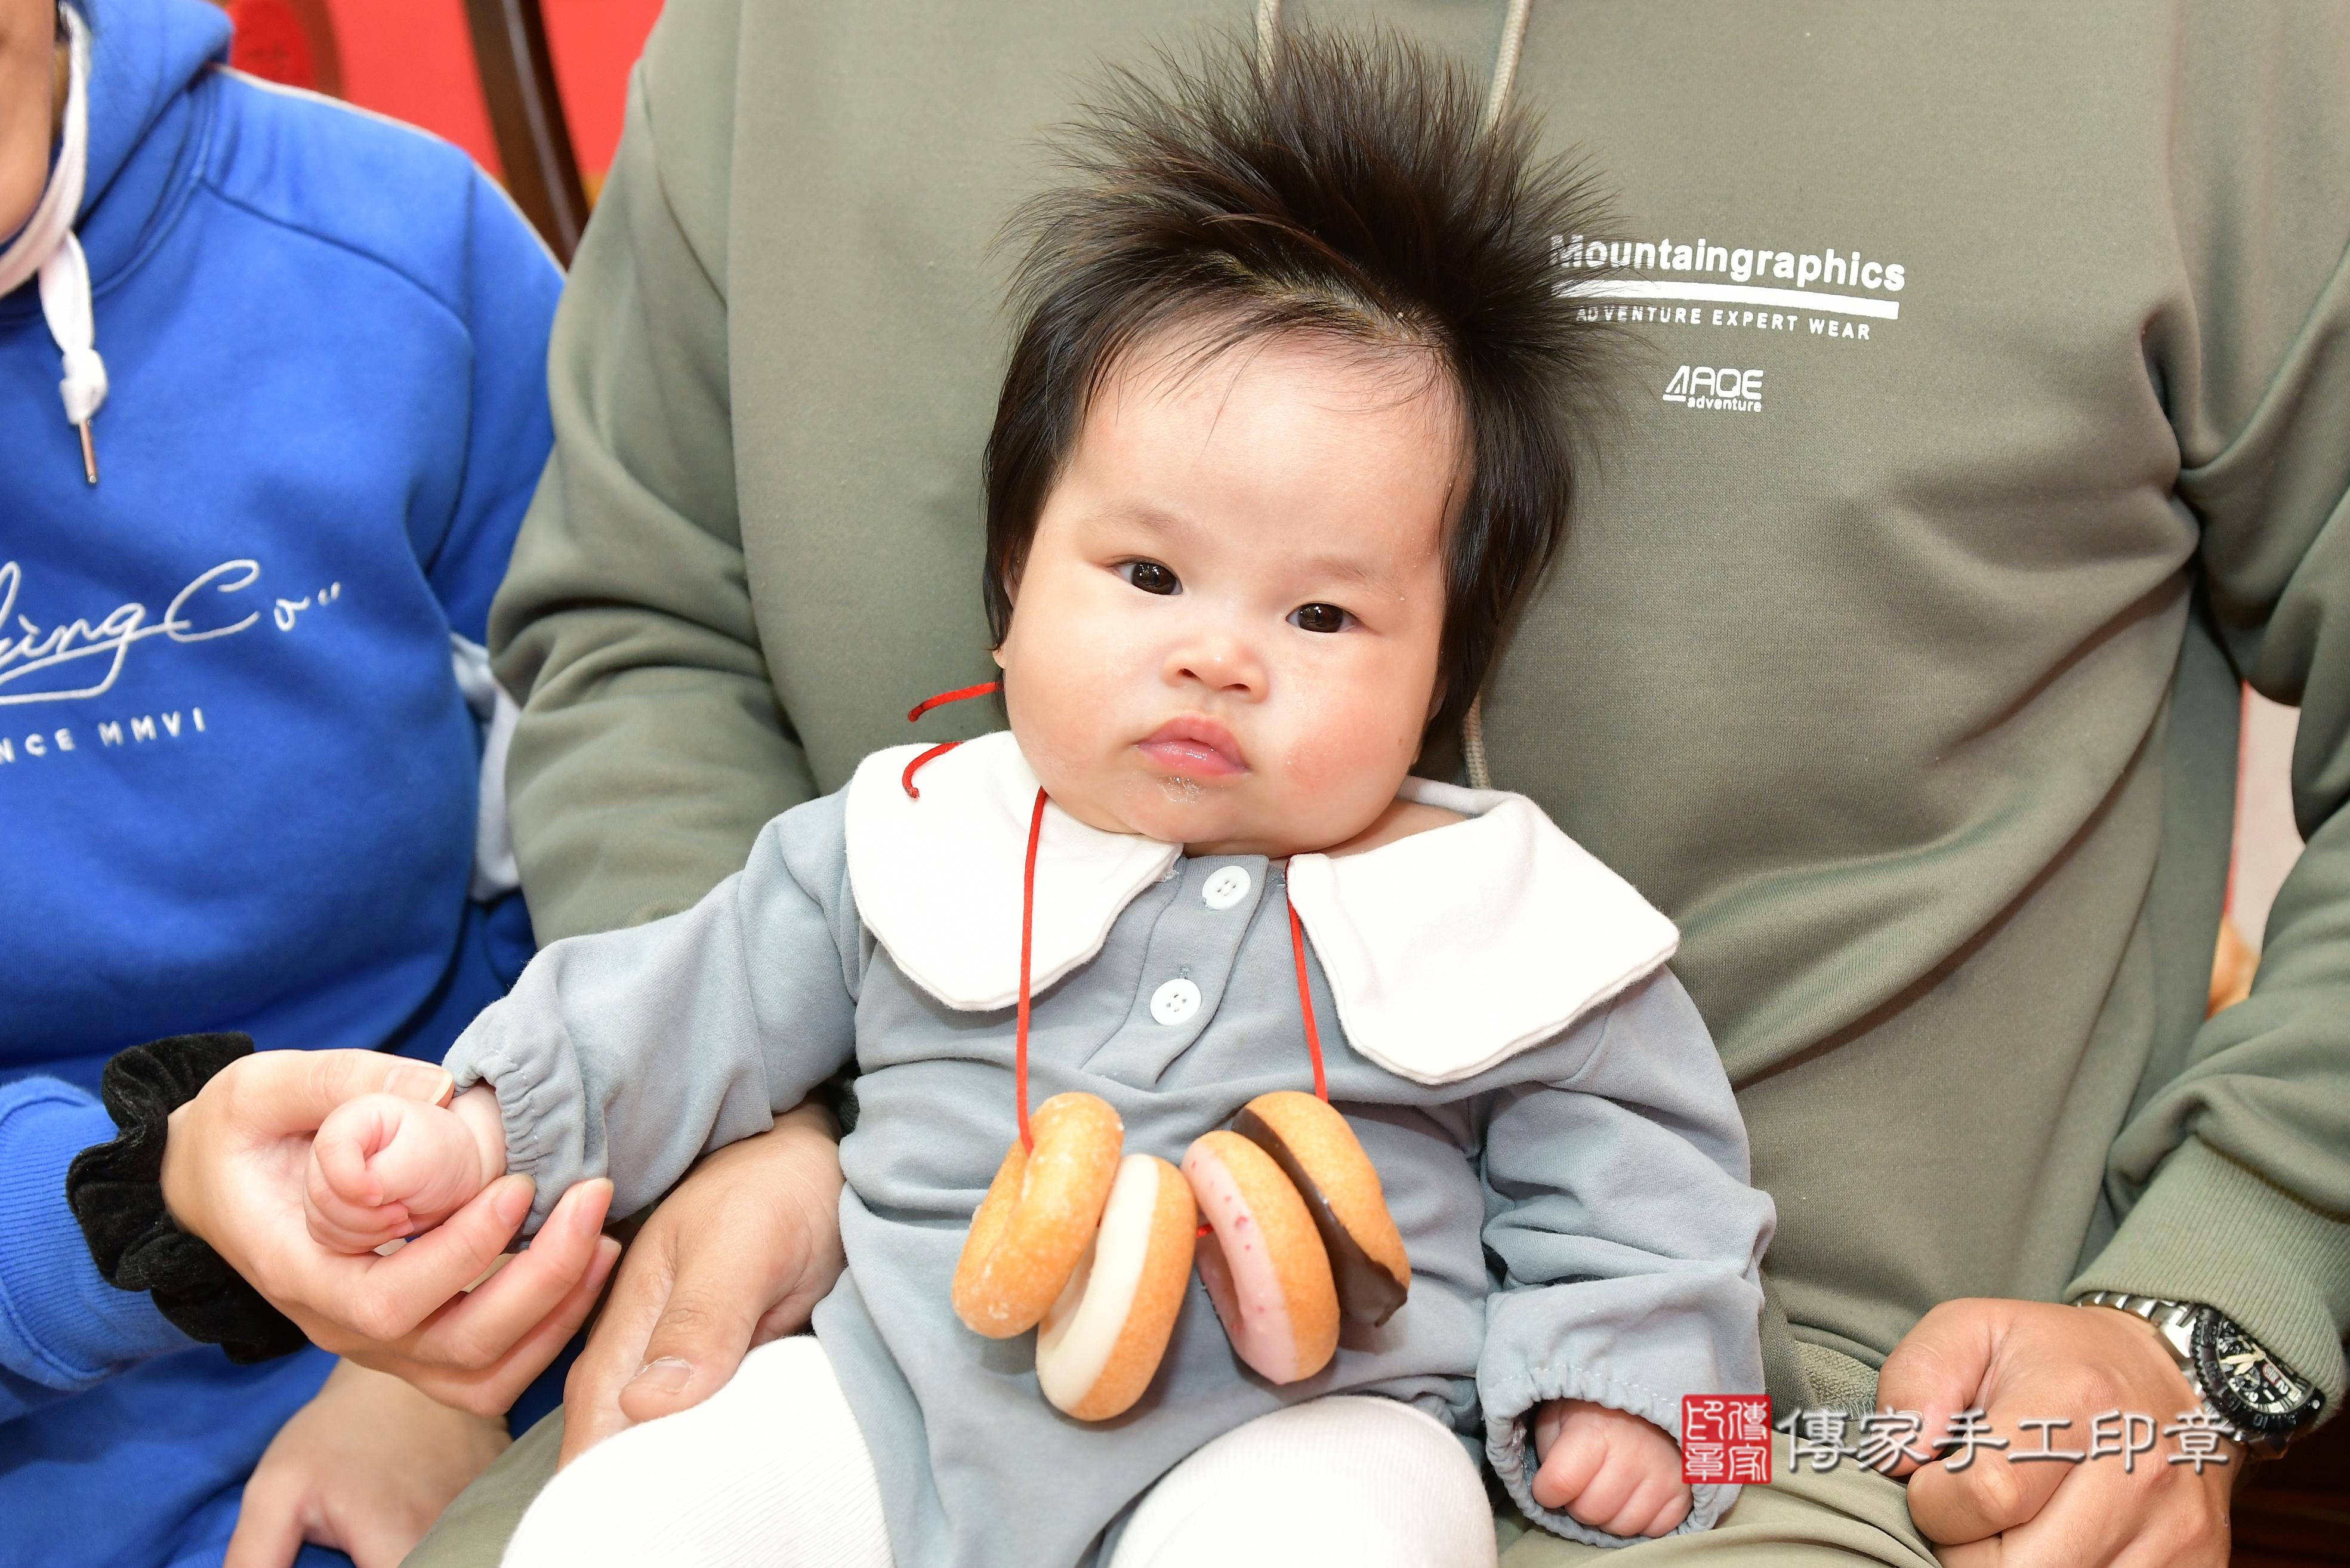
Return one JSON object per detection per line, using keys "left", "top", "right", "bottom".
{"left": 489, "top": 0, "right": 2350, "bottom": 1416}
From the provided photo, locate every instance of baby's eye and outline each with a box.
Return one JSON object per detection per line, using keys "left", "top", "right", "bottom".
{"left": 1288, "top": 603, "right": 1353, "bottom": 634}
{"left": 1118, "top": 560, "right": 1182, "bottom": 596}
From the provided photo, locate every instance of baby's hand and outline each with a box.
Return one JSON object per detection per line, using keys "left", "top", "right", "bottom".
{"left": 305, "top": 1086, "right": 507, "bottom": 1253}
{"left": 1529, "top": 1398, "right": 1692, "bottom": 1540}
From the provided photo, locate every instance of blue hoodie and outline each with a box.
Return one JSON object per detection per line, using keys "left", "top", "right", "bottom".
{"left": 0, "top": 0, "right": 559, "bottom": 1559}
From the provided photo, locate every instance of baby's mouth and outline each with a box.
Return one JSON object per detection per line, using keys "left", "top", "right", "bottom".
{"left": 1136, "top": 718, "right": 1247, "bottom": 779}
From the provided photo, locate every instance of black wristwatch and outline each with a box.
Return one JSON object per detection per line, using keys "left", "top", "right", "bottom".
{"left": 2077, "top": 1292, "right": 2326, "bottom": 1457}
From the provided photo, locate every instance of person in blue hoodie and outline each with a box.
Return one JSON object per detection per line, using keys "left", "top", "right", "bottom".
{"left": 0, "top": 0, "right": 587, "bottom": 1561}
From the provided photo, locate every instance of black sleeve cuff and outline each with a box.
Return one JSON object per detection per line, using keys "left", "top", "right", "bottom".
{"left": 64, "top": 1033, "right": 307, "bottom": 1365}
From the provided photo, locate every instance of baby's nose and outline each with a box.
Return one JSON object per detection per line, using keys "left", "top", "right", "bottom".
{"left": 1167, "top": 633, "right": 1266, "bottom": 696}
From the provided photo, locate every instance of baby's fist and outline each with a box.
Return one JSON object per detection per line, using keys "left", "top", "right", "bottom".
{"left": 305, "top": 1087, "right": 506, "bottom": 1253}
{"left": 1529, "top": 1399, "right": 1692, "bottom": 1540}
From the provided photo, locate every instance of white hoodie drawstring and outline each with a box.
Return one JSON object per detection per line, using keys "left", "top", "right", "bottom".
{"left": 1254, "top": 0, "right": 1531, "bottom": 789}
{"left": 0, "top": 5, "right": 106, "bottom": 484}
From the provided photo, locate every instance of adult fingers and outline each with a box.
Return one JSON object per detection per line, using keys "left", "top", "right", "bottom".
{"left": 1932, "top": 1459, "right": 2135, "bottom": 1568}
{"left": 286, "top": 1175, "right": 535, "bottom": 1354}
{"left": 613, "top": 1233, "right": 784, "bottom": 1426}
{"left": 1904, "top": 1420, "right": 2073, "bottom": 1548}
{"left": 404, "top": 1181, "right": 615, "bottom": 1371}
{"left": 221, "top": 1470, "right": 311, "bottom": 1568}
{"left": 1877, "top": 1298, "right": 2006, "bottom": 1483}
{"left": 446, "top": 1233, "right": 624, "bottom": 1416}
{"left": 1936, "top": 1433, "right": 2229, "bottom": 1568}
{"left": 225, "top": 1050, "right": 452, "bottom": 1140}
{"left": 340, "top": 1196, "right": 617, "bottom": 1417}
{"left": 347, "top": 1175, "right": 540, "bottom": 1335}
{"left": 425, "top": 1234, "right": 622, "bottom": 1415}
{"left": 560, "top": 1224, "right": 682, "bottom": 1467}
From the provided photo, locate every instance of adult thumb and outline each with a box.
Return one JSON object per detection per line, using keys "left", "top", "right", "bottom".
{"left": 1874, "top": 1297, "right": 2004, "bottom": 1479}
{"left": 616, "top": 1280, "right": 766, "bottom": 1426}
{"left": 231, "top": 1050, "right": 452, "bottom": 1139}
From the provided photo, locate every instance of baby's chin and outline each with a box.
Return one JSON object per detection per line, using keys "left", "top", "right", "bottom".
{"left": 1060, "top": 770, "right": 1289, "bottom": 854}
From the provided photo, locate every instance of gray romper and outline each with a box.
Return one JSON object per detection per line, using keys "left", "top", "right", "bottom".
{"left": 445, "top": 732, "right": 1778, "bottom": 1566}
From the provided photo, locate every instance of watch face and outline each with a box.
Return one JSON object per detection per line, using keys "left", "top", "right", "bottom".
{"left": 2192, "top": 1310, "right": 2321, "bottom": 1436}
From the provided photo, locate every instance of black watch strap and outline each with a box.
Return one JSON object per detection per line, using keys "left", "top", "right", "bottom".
{"left": 64, "top": 1033, "right": 307, "bottom": 1365}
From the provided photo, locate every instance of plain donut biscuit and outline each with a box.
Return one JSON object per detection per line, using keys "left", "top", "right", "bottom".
{"left": 953, "top": 1091, "right": 1124, "bottom": 1337}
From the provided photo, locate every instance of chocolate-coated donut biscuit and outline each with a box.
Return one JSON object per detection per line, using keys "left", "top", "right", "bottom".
{"left": 1232, "top": 1091, "right": 1409, "bottom": 1326}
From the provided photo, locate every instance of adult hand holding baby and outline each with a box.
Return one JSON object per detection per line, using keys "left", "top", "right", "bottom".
{"left": 556, "top": 1102, "right": 846, "bottom": 1466}
{"left": 291, "top": 1064, "right": 850, "bottom": 1464}
{"left": 162, "top": 1048, "right": 619, "bottom": 1416}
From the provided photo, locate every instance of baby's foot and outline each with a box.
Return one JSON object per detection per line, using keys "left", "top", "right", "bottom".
{"left": 1529, "top": 1398, "right": 1693, "bottom": 1539}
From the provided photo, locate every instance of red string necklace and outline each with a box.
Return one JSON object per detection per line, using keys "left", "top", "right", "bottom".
{"left": 900, "top": 680, "right": 1006, "bottom": 799}
{"left": 906, "top": 684, "right": 1330, "bottom": 1153}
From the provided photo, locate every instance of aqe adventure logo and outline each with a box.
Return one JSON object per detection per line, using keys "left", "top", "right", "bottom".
{"left": 1662, "top": 365, "right": 1764, "bottom": 413}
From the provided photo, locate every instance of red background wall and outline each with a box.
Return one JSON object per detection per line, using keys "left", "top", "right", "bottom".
{"left": 315, "top": 0, "right": 661, "bottom": 188}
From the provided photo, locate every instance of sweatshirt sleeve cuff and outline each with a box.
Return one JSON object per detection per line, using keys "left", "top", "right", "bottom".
{"left": 1481, "top": 1361, "right": 1738, "bottom": 1547}
{"left": 443, "top": 1014, "right": 587, "bottom": 1236}
{"left": 0, "top": 1081, "right": 192, "bottom": 1392}
{"left": 2067, "top": 1135, "right": 2350, "bottom": 1412}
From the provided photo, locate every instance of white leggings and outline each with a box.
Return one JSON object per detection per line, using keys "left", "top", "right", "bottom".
{"left": 501, "top": 1335, "right": 1496, "bottom": 1568}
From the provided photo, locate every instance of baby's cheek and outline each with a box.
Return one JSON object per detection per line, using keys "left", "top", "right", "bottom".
{"left": 1278, "top": 677, "right": 1421, "bottom": 801}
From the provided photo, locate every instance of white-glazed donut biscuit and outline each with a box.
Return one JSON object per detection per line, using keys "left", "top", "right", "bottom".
{"left": 1035, "top": 1153, "right": 1197, "bottom": 1420}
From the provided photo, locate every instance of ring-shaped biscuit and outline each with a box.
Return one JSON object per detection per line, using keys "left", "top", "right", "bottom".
{"left": 1182, "top": 1129, "right": 1339, "bottom": 1384}
{"left": 953, "top": 1091, "right": 1124, "bottom": 1338}
{"left": 1035, "top": 1153, "right": 1197, "bottom": 1419}
{"left": 1232, "top": 1090, "right": 1409, "bottom": 1325}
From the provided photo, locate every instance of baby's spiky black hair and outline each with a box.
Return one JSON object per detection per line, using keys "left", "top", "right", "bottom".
{"left": 983, "top": 23, "right": 1621, "bottom": 749}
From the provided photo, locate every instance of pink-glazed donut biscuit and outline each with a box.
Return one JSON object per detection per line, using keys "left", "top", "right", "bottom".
{"left": 1034, "top": 1153, "right": 1197, "bottom": 1420}
{"left": 1182, "top": 1130, "right": 1339, "bottom": 1384}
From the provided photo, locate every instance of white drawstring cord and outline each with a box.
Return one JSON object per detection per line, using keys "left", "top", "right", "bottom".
{"left": 1480, "top": 0, "right": 1532, "bottom": 135}
{"left": 1461, "top": 696, "right": 1491, "bottom": 791}
{"left": 41, "top": 233, "right": 105, "bottom": 483}
{"left": 0, "top": 6, "right": 106, "bottom": 483}
{"left": 1253, "top": 0, "right": 1534, "bottom": 134}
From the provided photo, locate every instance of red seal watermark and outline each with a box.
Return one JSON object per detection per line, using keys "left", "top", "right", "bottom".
{"left": 1683, "top": 1394, "right": 1772, "bottom": 1485}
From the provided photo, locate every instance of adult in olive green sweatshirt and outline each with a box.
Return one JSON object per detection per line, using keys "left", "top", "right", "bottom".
{"left": 408, "top": 2, "right": 2349, "bottom": 1564}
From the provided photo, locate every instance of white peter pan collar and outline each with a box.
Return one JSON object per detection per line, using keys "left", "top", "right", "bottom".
{"left": 844, "top": 733, "right": 1182, "bottom": 1013}
{"left": 842, "top": 732, "right": 1679, "bottom": 1085}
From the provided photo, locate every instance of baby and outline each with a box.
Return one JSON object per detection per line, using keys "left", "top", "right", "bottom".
{"left": 307, "top": 29, "right": 1774, "bottom": 1568}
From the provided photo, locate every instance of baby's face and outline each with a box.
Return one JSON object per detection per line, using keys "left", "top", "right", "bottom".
{"left": 995, "top": 329, "right": 1460, "bottom": 857}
